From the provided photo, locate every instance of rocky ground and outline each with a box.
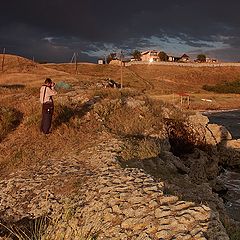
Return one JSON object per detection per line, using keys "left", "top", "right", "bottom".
{"left": 0, "top": 128, "right": 233, "bottom": 239}
{"left": 1, "top": 84, "right": 240, "bottom": 239}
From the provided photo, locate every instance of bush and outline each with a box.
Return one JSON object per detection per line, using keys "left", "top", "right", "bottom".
{"left": 203, "top": 80, "right": 240, "bottom": 93}
{"left": 93, "top": 97, "right": 165, "bottom": 137}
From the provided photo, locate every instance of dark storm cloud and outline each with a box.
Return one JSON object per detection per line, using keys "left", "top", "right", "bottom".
{"left": 1, "top": 0, "right": 240, "bottom": 61}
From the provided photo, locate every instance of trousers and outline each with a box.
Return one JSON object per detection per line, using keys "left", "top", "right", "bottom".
{"left": 40, "top": 102, "right": 54, "bottom": 134}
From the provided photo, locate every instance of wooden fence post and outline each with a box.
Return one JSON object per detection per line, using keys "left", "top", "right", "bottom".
{"left": 1, "top": 48, "right": 6, "bottom": 72}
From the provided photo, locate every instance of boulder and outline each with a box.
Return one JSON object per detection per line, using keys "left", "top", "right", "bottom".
{"left": 206, "top": 124, "right": 232, "bottom": 145}
{"left": 225, "top": 139, "right": 240, "bottom": 150}
{"left": 188, "top": 113, "right": 232, "bottom": 146}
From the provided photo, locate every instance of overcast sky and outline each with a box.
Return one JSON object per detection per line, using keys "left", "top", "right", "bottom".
{"left": 1, "top": 0, "right": 240, "bottom": 63}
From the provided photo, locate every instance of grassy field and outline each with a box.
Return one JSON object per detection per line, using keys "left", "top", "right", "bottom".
{"left": 1, "top": 54, "right": 240, "bottom": 111}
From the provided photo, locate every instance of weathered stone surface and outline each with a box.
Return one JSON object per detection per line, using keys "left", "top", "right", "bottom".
{"left": 158, "top": 195, "right": 179, "bottom": 205}
{"left": 225, "top": 139, "right": 240, "bottom": 150}
{"left": 188, "top": 112, "right": 232, "bottom": 147}
{"left": 155, "top": 208, "right": 172, "bottom": 218}
{"left": 206, "top": 124, "right": 232, "bottom": 145}
{"left": 0, "top": 133, "right": 230, "bottom": 240}
{"left": 156, "top": 230, "right": 173, "bottom": 239}
{"left": 189, "top": 112, "right": 209, "bottom": 126}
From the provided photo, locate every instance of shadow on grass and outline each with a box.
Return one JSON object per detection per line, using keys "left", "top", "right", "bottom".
{"left": 0, "top": 216, "right": 49, "bottom": 240}
{"left": 0, "top": 108, "right": 23, "bottom": 142}
{"left": 0, "top": 84, "right": 25, "bottom": 90}
{"left": 54, "top": 96, "right": 101, "bottom": 128}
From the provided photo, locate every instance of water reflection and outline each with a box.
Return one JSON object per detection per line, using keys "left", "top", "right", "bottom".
{"left": 203, "top": 110, "right": 240, "bottom": 221}
{"left": 203, "top": 110, "right": 240, "bottom": 139}
{"left": 220, "top": 171, "right": 240, "bottom": 221}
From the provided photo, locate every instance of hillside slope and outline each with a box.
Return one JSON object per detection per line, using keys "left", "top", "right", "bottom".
{"left": 44, "top": 62, "right": 240, "bottom": 93}
{"left": 0, "top": 54, "right": 75, "bottom": 86}
{"left": 1, "top": 54, "right": 240, "bottom": 92}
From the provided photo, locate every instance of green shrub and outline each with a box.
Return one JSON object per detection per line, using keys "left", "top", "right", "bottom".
{"left": 203, "top": 80, "right": 240, "bottom": 93}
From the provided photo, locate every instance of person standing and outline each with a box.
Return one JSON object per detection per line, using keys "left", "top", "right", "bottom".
{"left": 40, "top": 78, "right": 57, "bottom": 134}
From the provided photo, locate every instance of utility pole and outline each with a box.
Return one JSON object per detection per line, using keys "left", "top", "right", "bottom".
{"left": 70, "top": 52, "right": 75, "bottom": 63}
{"left": 120, "top": 50, "right": 123, "bottom": 89}
{"left": 75, "top": 52, "right": 78, "bottom": 75}
{"left": 1, "top": 48, "right": 6, "bottom": 72}
{"left": 70, "top": 52, "right": 78, "bottom": 75}
{"left": 104, "top": 54, "right": 107, "bottom": 64}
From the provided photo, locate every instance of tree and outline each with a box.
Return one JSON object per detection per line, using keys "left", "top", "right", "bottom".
{"left": 158, "top": 51, "right": 168, "bottom": 61}
{"left": 131, "top": 50, "right": 141, "bottom": 61}
{"left": 197, "top": 54, "right": 206, "bottom": 63}
{"left": 106, "top": 53, "right": 117, "bottom": 64}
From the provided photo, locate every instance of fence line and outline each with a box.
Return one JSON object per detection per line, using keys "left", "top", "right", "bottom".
{"left": 125, "top": 61, "right": 240, "bottom": 68}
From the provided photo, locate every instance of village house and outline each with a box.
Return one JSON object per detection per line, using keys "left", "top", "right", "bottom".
{"left": 168, "top": 56, "right": 178, "bottom": 62}
{"left": 141, "top": 50, "right": 160, "bottom": 62}
{"left": 98, "top": 59, "right": 105, "bottom": 64}
{"left": 168, "top": 56, "right": 174, "bottom": 62}
{"left": 132, "top": 50, "right": 192, "bottom": 63}
{"left": 206, "top": 57, "right": 217, "bottom": 63}
{"left": 180, "top": 54, "right": 190, "bottom": 62}
{"left": 168, "top": 54, "right": 190, "bottom": 62}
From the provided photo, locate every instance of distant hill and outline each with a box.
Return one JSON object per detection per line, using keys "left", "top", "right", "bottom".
{"left": 0, "top": 54, "right": 45, "bottom": 73}
{"left": 1, "top": 55, "right": 240, "bottom": 93}
{"left": 44, "top": 62, "right": 240, "bottom": 93}
{"left": 0, "top": 54, "right": 71, "bottom": 86}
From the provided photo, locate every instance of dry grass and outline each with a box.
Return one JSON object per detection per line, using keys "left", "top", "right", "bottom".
{"left": 120, "top": 136, "right": 163, "bottom": 161}
{"left": 93, "top": 95, "right": 166, "bottom": 137}
{"left": 0, "top": 88, "right": 102, "bottom": 178}
{"left": 0, "top": 106, "right": 22, "bottom": 142}
{"left": 0, "top": 207, "right": 103, "bottom": 240}
{"left": 151, "top": 93, "right": 240, "bottom": 110}
{"left": 1, "top": 54, "right": 240, "bottom": 109}
{"left": 1, "top": 55, "right": 239, "bottom": 176}
{"left": 128, "top": 64, "right": 240, "bottom": 92}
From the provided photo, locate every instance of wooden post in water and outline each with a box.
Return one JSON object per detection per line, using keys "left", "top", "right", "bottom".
{"left": 1, "top": 48, "right": 6, "bottom": 72}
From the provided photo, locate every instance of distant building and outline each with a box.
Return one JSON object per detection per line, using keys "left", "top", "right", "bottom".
{"left": 168, "top": 54, "right": 190, "bottom": 62}
{"left": 130, "top": 57, "right": 141, "bottom": 62}
{"left": 139, "top": 50, "right": 191, "bottom": 63}
{"left": 168, "top": 56, "right": 174, "bottom": 62}
{"left": 180, "top": 54, "right": 190, "bottom": 62}
{"left": 168, "top": 56, "right": 181, "bottom": 62}
{"left": 141, "top": 50, "right": 160, "bottom": 62}
{"left": 206, "top": 57, "right": 217, "bottom": 63}
{"left": 109, "top": 59, "right": 126, "bottom": 66}
{"left": 98, "top": 59, "right": 105, "bottom": 64}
